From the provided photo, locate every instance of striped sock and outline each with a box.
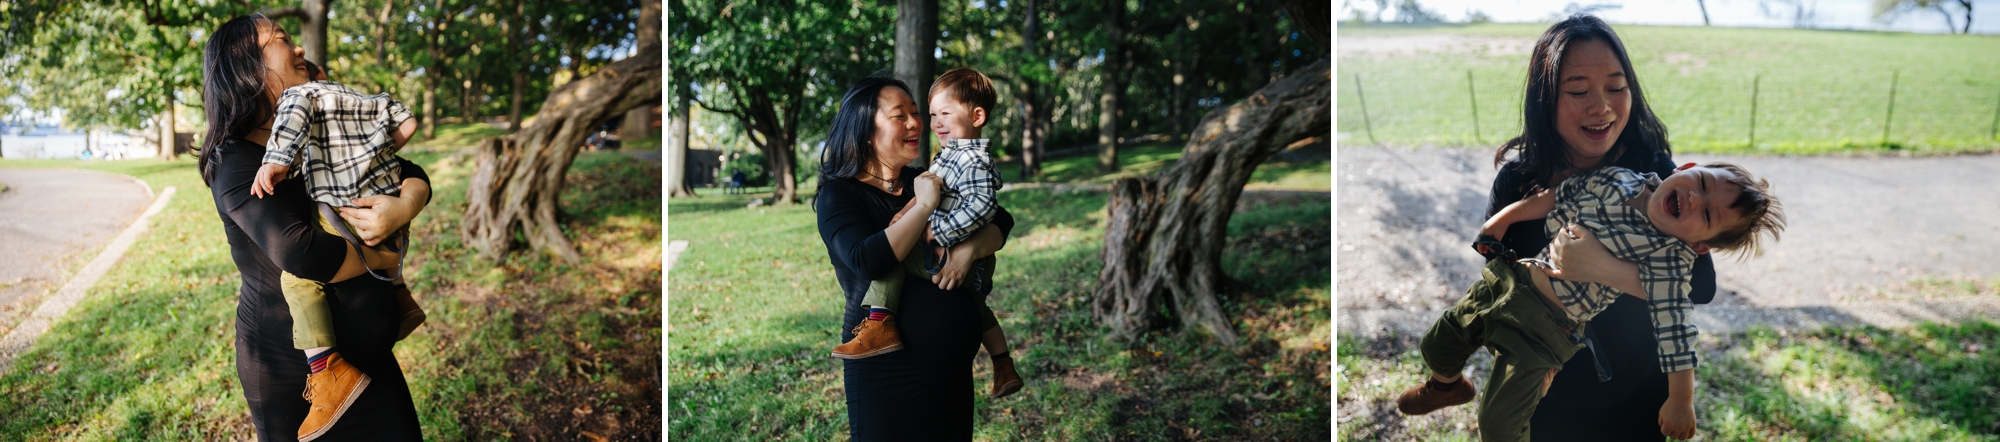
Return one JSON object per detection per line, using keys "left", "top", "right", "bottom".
{"left": 867, "top": 307, "right": 892, "bottom": 322}
{"left": 307, "top": 350, "right": 335, "bottom": 374}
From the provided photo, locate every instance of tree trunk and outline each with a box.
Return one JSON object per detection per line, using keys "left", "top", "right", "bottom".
{"left": 1697, "top": 0, "right": 1711, "bottom": 26}
{"left": 894, "top": 0, "right": 937, "bottom": 169}
{"left": 461, "top": 45, "right": 662, "bottom": 263}
{"left": 158, "top": 91, "right": 176, "bottom": 159}
{"left": 375, "top": 0, "right": 394, "bottom": 63}
{"left": 1243, "top": 2, "right": 1269, "bottom": 90}
{"left": 508, "top": 0, "right": 528, "bottom": 131}
{"left": 424, "top": 0, "right": 446, "bottom": 138}
{"left": 1092, "top": 58, "right": 1329, "bottom": 344}
{"left": 303, "top": 0, "right": 332, "bottom": 65}
{"left": 620, "top": 0, "right": 662, "bottom": 143}
{"left": 1016, "top": 0, "right": 1041, "bottom": 179}
{"left": 667, "top": 83, "right": 696, "bottom": 198}
{"left": 461, "top": 74, "right": 478, "bottom": 123}
{"left": 1096, "top": 0, "right": 1122, "bottom": 173}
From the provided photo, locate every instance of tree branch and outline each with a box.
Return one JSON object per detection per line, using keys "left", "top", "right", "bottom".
{"left": 265, "top": 6, "right": 308, "bottom": 21}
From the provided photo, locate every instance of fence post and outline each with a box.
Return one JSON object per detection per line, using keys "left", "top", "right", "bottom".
{"left": 1882, "top": 70, "right": 1898, "bottom": 147}
{"left": 1749, "top": 74, "right": 1760, "bottom": 149}
{"left": 1990, "top": 85, "right": 1999, "bottom": 141}
{"left": 1467, "top": 69, "right": 1481, "bottom": 145}
{"left": 1355, "top": 72, "right": 1377, "bottom": 145}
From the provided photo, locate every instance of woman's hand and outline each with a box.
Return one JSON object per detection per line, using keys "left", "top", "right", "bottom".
{"left": 912, "top": 171, "right": 944, "bottom": 212}
{"left": 338, "top": 177, "right": 431, "bottom": 246}
{"left": 1539, "top": 223, "right": 1646, "bottom": 296}
{"left": 933, "top": 243, "right": 975, "bottom": 290}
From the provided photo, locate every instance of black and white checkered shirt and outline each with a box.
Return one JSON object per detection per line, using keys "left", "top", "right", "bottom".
{"left": 927, "top": 138, "right": 1001, "bottom": 248}
{"left": 1523, "top": 166, "right": 1701, "bottom": 374}
{"left": 262, "top": 80, "right": 414, "bottom": 207}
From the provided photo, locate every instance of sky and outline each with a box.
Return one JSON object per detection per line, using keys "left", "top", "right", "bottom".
{"left": 1343, "top": 0, "right": 2000, "bottom": 34}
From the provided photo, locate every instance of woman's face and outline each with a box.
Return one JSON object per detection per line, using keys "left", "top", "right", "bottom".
{"left": 868, "top": 86, "right": 923, "bottom": 169}
{"left": 1553, "top": 38, "right": 1631, "bottom": 169}
{"left": 257, "top": 19, "right": 310, "bottom": 105}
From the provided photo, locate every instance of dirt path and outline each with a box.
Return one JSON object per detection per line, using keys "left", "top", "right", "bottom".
{"left": 0, "top": 168, "right": 152, "bottom": 335}
{"left": 1338, "top": 145, "right": 2000, "bottom": 339}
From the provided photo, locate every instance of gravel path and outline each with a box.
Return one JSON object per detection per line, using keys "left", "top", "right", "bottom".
{"left": 1338, "top": 145, "right": 2000, "bottom": 339}
{"left": 0, "top": 168, "right": 152, "bottom": 335}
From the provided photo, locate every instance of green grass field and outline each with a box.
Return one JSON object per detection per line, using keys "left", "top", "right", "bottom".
{"left": 668, "top": 150, "right": 1331, "bottom": 439}
{"left": 1339, "top": 322, "right": 2000, "bottom": 440}
{"left": 1338, "top": 23, "right": 2000, "bottom": 154}
{"left": 0, "top": 124, "right": 661, "bottom": 440}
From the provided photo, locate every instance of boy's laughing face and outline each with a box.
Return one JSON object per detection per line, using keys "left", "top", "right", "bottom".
{"left": 1647, "top": 165, "right": 1745, "bottom": 250}
{"left": 928, "top": 87, "right": 986, "bottom": 143}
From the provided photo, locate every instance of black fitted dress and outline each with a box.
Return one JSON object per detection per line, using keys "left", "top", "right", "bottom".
{"left": 815, "top": 168, "right": 1014, "bottom": 441}
{"left": 1489, "top": 149, "right": 1717, "bottom": 441}
{"left": 210, "top": 137, "right": 425, "bottom": 441}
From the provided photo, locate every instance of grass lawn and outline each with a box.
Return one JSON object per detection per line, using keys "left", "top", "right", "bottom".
{"left": 1339, "top": 323, "right": 2000, "bottom": 440}
{"left": 0, "top": 126, "right": 661, "bottom": 440}
{"left": 1338, "top": 23, "right": 2000, "bottom": 154}
{"left": 668, "top": 154, "right": 1331, "bottom": 439}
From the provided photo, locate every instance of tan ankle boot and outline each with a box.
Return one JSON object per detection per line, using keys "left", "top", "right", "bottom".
{"left": 831, "top": 316, "right": 904, "bottom": 359}
{"left": 990, "top": 354, "right": 1023, "bottom": 399}
{"left": 298, "top": 352, "right": 371, "bottom": 441}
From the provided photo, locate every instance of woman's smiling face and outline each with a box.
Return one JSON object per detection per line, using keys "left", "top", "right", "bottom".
{"left": 869, "top": 86, "right": 923, "bottom": 169}
{"left": 1553, "top": 38, "right": 1630, "bottom": 169}
{"left": 257, "top": 19, "right": 310, "bottom": 104}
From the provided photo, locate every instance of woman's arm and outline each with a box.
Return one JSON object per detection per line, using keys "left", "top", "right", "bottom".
{"left": 883, "top": 172, "right": 944, "bottom": 260}
{"left": 933, "top": 206, "right": 1015, "bottom": 290}
{"left": 1541, "top": 224, "right": 1646, "bottom": 296}
{"left": 214, "top": 146, "right": 385, "bottom": 283}
{"left": 336, "top": 160, "right": 432, "bottom": 246}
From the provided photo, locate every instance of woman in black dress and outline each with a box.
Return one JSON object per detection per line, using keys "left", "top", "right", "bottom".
{"left": 1486, "top": 16, "right": 1716, "bottom": 441}
{"left": 200, "top": 14, "right": 431, "bottom": 440}
{"left": 814, "top": 77, "right": 1015, "bottom": 441}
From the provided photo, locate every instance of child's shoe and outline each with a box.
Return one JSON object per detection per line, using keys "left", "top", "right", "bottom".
{"left": 1396, "top": 377, "right": 1475, "bottom": 415}
{"left": 393, "top": 284, "right": 425, "bottom": 341}
{"left": 989, "top": 353, "right": 1024, "bottom": 399}
{"left": 831, "top": 316, "right": 904, "bottom": 359}
{"left": 298, "top": 352, "right": 371, "bottom": 441}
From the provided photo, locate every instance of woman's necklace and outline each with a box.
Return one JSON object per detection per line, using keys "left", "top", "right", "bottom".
{"left": 862, "top": 169, "right": 900, "bottom": 193}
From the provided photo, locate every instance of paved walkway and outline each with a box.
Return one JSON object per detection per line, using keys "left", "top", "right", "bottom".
{"left": 1337, "top": 145, "right": 2000, "bottom": 339}
{"left": 0, "top": 168, "right": 153, "bottom": 335}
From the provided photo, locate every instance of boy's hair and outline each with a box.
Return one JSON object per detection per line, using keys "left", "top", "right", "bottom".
{"left": 1699, "top": 162, "right": 1785, "bottom": 258}
{"left": 931, "top": 67, "right": 996, "bottom": 115}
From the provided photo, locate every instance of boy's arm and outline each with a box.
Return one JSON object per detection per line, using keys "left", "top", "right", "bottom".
{"left": 263, "top": 88, "right": 316, "bottom": 167}
{"left": 1659, "top": 369, "right": 1697, "bottom": 439}
{"left": 928, "top": 148, "right": 1001, "bottom": 247}
{"left": 386, "top": 99, "right": 418, "bottom": 149}
{"left": 1478, "top": 187, "right": 1557, "bottom": 241}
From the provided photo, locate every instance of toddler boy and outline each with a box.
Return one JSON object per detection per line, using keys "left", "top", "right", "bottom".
{"left": 1398, "top": 163, "right": 1786, "bottom": 441}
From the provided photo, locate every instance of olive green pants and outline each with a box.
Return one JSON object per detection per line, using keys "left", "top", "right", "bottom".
{"left": 863, "top": 252, "right": 1000, "bottom": 332}
{"left": 1421, "top": 259, "right": 1587, "bottom": 442}
{"left": 280, "top": 215, "right": 345, "bottom": 350}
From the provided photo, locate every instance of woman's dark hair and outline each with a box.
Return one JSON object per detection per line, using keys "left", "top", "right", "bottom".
{"left": 1494, "top": 14, "right": 1670, "bottom": 190}
{"left": 199, "top": 14, "right": 275, "bottom": 186}
{"left": 817, "top": 76, "right": 912, "bottom": 190}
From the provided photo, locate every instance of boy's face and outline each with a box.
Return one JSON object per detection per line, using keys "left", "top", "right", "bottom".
{"left": 928, "top": 88, "right": 985, "bottom": 143}
{"left": 1646, "top": 164, "right": 1745, "bottom": 250}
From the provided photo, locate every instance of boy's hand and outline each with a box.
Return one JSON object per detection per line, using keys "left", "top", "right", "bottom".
{"left": 932, "top": 243, "right": 976, "bottom": 290}
{"left": 1658, "top": 399, "right": 1697, "bottom": 440}
{"left": 252, "top": 163, "right": 290, "bottom": 199}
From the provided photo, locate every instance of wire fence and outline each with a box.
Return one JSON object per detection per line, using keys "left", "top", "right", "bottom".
{"left": 1338, "top": 67, "right": 2000, "bottom": 153}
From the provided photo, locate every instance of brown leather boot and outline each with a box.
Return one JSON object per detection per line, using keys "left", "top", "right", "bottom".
{"left": 298, "top": 352, "right": 371, "bottom": 441}
{"left": 393, "top": 284, "right": 425, "bottom": 341}
{"left": 831, "top": 316, "right": 904, "bottom": 359}
{"left": 989, "top": 353, "right": 1024, "bottom": 399}
{"left": 1397, "top": 376, "right": 1476, "bottom": 415}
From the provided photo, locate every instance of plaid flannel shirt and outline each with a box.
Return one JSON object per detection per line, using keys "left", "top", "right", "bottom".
{"left": 926, "top": 138, "right": 1002, "bottom": 248}
{"left": 1522, "top": 166, "right": 1702, "bottom": 374}
{"left": 262, "top": 81, "right": 414, "bottom": 207}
